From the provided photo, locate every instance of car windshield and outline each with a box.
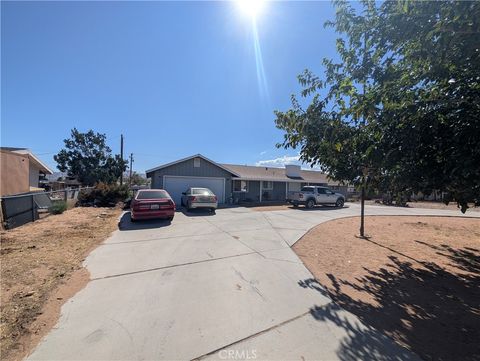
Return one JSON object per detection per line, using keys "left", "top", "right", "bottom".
{"left": 301, "top": 187, "right": 315, "bottom": 192}
{"left": 192, "top": 188, "right": 213, "bottom": 195}
{"left": 136, "top": 190, "right": 169, "bottom": 199}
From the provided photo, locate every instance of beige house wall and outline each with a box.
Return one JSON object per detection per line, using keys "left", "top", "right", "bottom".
{"left": 0, "top": 150, "right": 30, "bottom": 196}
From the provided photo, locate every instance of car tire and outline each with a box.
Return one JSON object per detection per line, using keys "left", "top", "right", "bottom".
{"left": 167, "top": 216, "right": 174, "bottom": 222}
{"left": 306, "top": 198, "right": 315, "bottom": 209}
{"left": 293, "top": 203, "right": 299, "bottom": 208}
{"left": 336, "top": 198, "right": 345, "bottom": 208}
{"left": 210, "top": 208, "right": 216, "bottom": 213}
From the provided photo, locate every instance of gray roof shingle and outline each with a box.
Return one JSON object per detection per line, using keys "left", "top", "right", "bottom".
{"left": 220, "top": 164, "right": 339, "bottom": 185}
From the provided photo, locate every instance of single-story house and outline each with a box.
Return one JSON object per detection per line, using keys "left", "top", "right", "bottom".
{"left": 0, "top": 147, "right": 53, "bottom": 196}
{"left": 146, "top": 154, "right": 350, "bottom": 205}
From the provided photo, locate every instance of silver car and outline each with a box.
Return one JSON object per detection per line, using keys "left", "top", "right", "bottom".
{"left": 181, "top": 187, "right": 218, "bottom": 212}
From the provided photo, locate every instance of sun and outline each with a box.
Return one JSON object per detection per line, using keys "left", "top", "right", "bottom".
{"left": 236, "top": 0, "right": 267, "bottom": 19}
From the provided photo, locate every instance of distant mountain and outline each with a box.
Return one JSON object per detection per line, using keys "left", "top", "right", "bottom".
{"left": 46, "top": 172, "right": 67, "bottom": 181}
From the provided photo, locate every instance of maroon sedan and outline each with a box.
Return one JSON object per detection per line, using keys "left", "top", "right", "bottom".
{"left": 131, "top": 189, "right": 175, "bottom": 222}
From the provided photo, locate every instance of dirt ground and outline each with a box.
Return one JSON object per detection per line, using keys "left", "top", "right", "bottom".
{"left": 364, "top": 199, "right": 480, "bottom": 212}
{"left": 0, "top": 206, "right": 121, "bottom": 361}
{"left": 293, "top": 216, "right": 480, "bottom": 361}
{"left": 249, "top": 201, "right": 479, "bottom": 212}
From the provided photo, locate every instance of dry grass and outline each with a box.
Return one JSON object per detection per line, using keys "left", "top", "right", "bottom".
{"left": 0, "top": 206, "right": 121, "bottom": 361}
{"left": 293, "top": 216, "right": 480, "bottom": 361}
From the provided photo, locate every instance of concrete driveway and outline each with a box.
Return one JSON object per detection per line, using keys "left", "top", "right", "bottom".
{"left": 28, "top": 204, "right": 478, "bottom": 360}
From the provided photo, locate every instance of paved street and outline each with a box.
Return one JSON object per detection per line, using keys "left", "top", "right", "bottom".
{"left": 28, "top": 204, "right": 478, "bottom": 360}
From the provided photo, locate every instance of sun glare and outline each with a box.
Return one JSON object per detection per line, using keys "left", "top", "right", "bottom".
{"left": 236, "top": 0, "right": 267, "bottom": 19}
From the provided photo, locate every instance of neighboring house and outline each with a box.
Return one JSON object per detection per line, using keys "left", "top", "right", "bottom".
{"left": 0, "top": 147, "right": 53, "bottom": 196}
{"left": 146, "top": 154, "right": 348, "bottom": 205}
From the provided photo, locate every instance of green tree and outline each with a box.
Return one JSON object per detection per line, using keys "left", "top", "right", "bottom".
{"left": 127, "top": 172, "right": 148, "bottom": 186}
{"left": 275, "top": 0, "right": 480, "bottom": 215}
{"left": 54, "top": 128, "right": 127, "bottom": 186}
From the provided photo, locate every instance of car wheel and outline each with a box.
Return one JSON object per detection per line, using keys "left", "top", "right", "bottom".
{"left": 167, "top": 216, "right": 174, "bottom": 222}
{"left": 306, "top": 199, "right": 315, "bottom": 209}
{"left": 210, "top": 208, "right": 216, "bottom": 213}
{"left": 293, "top": 203, "right": 299, "bottom": 208}
{"left": 336, "top": 198, "right": 345, "bottom": 208}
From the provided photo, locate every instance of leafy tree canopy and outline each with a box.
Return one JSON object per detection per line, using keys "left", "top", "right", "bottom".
{"left": 54, "top": 128, "right": 127, "bottom": 186}
{"left": 275, "top": 0, "right": 480, "bottom": 212}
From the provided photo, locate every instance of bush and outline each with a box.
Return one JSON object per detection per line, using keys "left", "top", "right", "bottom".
{"left": 49, "top": 201, "right": 67, "bottom": 214}
{"left": 78, "top": 182, "right": 129, "bottom": 207}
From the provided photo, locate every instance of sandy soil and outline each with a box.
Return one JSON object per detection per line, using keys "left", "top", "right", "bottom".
{"left": 0, "top": 206, "right": 121, "bottom": 361}
{"left": 250, "top": 201, "right": 479, "bottom": 213}
{"left": 363, "top": 200, "right": 480, "bottom": 212}
{"left": 293, "top": 216, "right": 480, "bottom": 361}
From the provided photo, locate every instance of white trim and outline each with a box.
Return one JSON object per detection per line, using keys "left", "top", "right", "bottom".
{"left": 146, "top": 154, "right": 240, "bottom": 177}
{"left": 11, "top": 149, "right": 53, "bottom": 174}
{"left": 162, "top": 174, "right": 226, "bottom": 203}
{"left": 259, "top": 179, "right": 262, "bottom": 202}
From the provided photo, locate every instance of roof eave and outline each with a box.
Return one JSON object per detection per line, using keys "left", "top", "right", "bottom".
{"left": 145, "top": 154, "right": 241, "bottom": 177}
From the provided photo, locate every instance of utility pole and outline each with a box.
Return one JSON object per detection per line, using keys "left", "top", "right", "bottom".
{"left": 129, "top": 153, "right": 134, "bottom": 186}
{"left": 120, "top": 134, "right": 124, "bottom": 185}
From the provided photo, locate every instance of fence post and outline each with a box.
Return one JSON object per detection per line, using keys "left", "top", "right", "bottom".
{"left": 64, "top": 190, "right": 68, "bottom": 202}
{"left": 0, "top": 199, "right": 4, "bottom": 230}
{"left": 31, "top": 195, "right": 36, "bottom": 223}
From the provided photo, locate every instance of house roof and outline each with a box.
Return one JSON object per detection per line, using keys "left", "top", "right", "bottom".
{"left": 220, "top": 164, "right": 339, "bottom": 185}
{"left": 0, "top": 147, "right": 53, "bottom": 174}
{"left": 145, "top": 153, "right": 340, "bottom": 185}
{"left": 145, "top": 154, "right": 241, "bottom": 177}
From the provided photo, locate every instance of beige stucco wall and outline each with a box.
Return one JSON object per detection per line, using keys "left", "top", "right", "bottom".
{"left": 0, "top": 150, "right": 30, "bottom": 196}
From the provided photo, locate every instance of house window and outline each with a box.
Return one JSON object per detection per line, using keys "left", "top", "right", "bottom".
{"left": 262, "top": 181, "right": 273, "bottom": 190}
{"left": 194, "top": 158, "right": 201, "bottom": 167}
{"left": 233, "top": 180, "right": 248, "bottom": 192}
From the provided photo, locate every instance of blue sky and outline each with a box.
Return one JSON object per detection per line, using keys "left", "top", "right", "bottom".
{"left": 1, "top": 1, "right": 340, "bottom": 173}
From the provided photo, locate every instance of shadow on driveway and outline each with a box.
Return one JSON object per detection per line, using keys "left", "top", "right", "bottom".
{"left": 118, "top": 212, "right": 172, "bottom": 231}
{"left": 308, "top": 302, "right": 419, "bottom": 361}
{"left": 291, "top": 205, "right": 349, "bottom": 211}
{"left": 179, "top": 207, "right": 216, "bottom": 217}
{"left": 298, "top": 241, "right": 480, "bottom": 360}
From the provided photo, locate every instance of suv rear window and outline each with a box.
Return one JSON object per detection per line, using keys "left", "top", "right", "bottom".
{"left": 136, "top": 190, "right": 169, "bottom": 199}
{"left": 301, "top": 187, "right": 315, "bottom": 192}
{"left": 192, "top": 188, "right": 213, "bottom": 195}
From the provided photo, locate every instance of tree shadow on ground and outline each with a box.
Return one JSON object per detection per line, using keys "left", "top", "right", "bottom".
{"left": 292, "top": 205, "right": 349, "bottom": 212}
{"left": 310, "top": 302, "right": 420, "bottom": 361}
{"left": 299, "top": 243, "right": 480, "bottom": 361}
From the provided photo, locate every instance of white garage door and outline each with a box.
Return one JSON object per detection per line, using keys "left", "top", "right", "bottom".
{"left": 163, "top": 176, "right": 225, "bottom": 205}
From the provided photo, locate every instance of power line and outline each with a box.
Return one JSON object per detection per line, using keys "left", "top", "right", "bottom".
{"left": 120, "top": 134, "right": 124, "bottom": 185}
